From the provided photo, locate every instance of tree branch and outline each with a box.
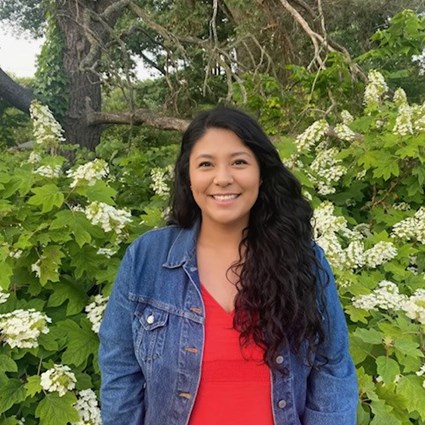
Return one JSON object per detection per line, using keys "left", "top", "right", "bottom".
{"left": 0, "top": 68, "right": 35, "bottom": 114}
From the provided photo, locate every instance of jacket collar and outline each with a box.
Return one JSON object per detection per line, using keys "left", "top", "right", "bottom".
{"left": 163, "top": 221, "right": 200, "bottom": 268}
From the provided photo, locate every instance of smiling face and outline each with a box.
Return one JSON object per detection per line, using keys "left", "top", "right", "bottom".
{"left": 189, "top": 127, "right": 261, "bottom": 230}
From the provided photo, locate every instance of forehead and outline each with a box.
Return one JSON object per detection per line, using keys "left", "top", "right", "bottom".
{"left": 190, "top": 128, "right": 253, "bottom": 157}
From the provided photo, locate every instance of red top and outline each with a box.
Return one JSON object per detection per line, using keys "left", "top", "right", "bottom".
{"left": 189, "top": 285, "right": 274, "bottom": 425}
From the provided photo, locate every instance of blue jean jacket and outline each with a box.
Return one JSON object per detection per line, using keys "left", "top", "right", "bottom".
{"left": 99, "top": 224, "right": 358, "bottom": 425}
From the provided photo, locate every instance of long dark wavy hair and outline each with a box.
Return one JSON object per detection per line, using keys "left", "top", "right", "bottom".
{"left": 168, "top": 106, "right": 327, "bottom": 371}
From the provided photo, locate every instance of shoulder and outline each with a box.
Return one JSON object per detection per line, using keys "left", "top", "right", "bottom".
{"left": 128, "top": 225, "right": 184, "bottom": 254}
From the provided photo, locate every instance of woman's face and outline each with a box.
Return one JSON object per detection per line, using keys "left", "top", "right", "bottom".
{"left": 188, "top": 127, "right": 261, "bottom": 230}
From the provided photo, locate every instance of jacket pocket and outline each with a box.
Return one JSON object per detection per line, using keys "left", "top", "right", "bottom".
{"left": 134, "top": 303, "right": 169, "bottom": 362}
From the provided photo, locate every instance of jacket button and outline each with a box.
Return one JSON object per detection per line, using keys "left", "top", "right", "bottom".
{"left": 278, "top": 399, "right": 287, "bottom": 409}
{"left": 146, "top": 314, "right": 155, "bottom": 324}
{"left": 275, "top": 355, "right": 284, "bottom": 364}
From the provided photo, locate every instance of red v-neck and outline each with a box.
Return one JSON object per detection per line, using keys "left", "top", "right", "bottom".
{"left": 201, "top": 284, "right": 235, "bottom": 315}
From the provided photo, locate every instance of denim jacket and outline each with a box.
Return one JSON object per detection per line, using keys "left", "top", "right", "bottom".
{"left": 99, "top": 224, "right": 358, "bottom": 425}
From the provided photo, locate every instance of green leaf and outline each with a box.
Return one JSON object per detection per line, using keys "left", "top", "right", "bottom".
{"left": 25, "top": 375, "right": 43, "bottom": 397}
{"left": 0, "top": 260, "right": 13, "bottom": 290}
{"left": 354, "top": 328, "right": 383, "bottom": 345}
{"left": 50, "top": 210, "right": 92, "bottom": 248}
{"left": 376, "top": 356, "right": 400, "bottom": 385}
{"left": 35, "top": 392, "right": 80, "bottom": 425}
{"left": 396, "top": 375, "right": 425, "bottom": 419}
{"left": 38, "top": 245, "right": 65, "bottom": 285}
{"left": 48, "top": 283, "right": 87, "bottom": 316}
{"left": 61, "top": 319, "right": 99, "bottom": 367}
{"left": 370, "top": 400, "right": 402, "bottom": 425}
{"left": 28, "top": 184, "right": 64, "bottom": 213}
{"left": 0, "top": 417, "right": 19, "bottom": 425}
{"left": 80, "top": 180, "right": 116, "bottom": 203}
{"left": 394, "top": 338, "right": 423, "bottom": 358}
{"left": 0, "top": 379, "right": 26, "bottom": 414}
{"left": 0, "top": 355, "right": 17, "bottom": 373}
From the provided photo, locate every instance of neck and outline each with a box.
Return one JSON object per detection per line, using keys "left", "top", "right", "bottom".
{"left": 197, "top": 220, "right": 246, "bottom": 251}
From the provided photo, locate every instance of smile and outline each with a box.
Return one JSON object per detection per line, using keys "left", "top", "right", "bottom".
{"left": 211, "top": 194, "right": 239, "bottom": 201}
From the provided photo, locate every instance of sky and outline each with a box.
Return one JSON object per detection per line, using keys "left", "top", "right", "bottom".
{"left": 0, "top": 25, "right": 154, "bottom": 80}
{"left": 0, "top": 27, "right": 44, "bottom": 78}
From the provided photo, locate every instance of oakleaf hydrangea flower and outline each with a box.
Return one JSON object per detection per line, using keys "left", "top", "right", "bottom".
{"left": 412, "top": 48, "right": 425, "bottom": 75}
{"left": 29, "top": 101, "right": 65, "bottom": 149}
{"left": 67, "top": 159, "right": 109, "bottom": 188}
{"left": 401, "top": 289, "right": 425, "bottom": 324}
{"left": 393, "top": 104, "right": 413, "bottom": 136}
{"left": 295, "top": 119, "right": 329, "bottom": 152}
{"left": 352, "top": 280, "right": 407, "bottom": 311}
{"left": 85, "top": 202, "right": 132, "bottom": 235}
{"left": 364, "top": 70, "right": 388, "bottom": 109}
{"left": 393, "top": 88, "right": 408, "bottom": 107}
{"left": 85, "top": 295, "right": 108, "bottom": 334}
{"left": 28, "top": 151, "right": 42, "bottom": 164}
{"left": 150, "top": 165, "right": 173, "bottom": 197}
{"left": 96, "top": 247, "right": 117, "bottom": 258}
{"left": 0, "top": 309, "right": 51, "bottom": 349}
{"left": 392, "top": 207, "right": 425, "bottom": 243}
{"left": 363, "top": 241, "right": 397, "bottom": 268}
{"left": 33, "top": 165, "right": 62, "bottom": 178}
{"left": 40, "top": 364, "right": 77, "bottom": 397}
{"left": 0, "top": 290, "right": 10, "bottom": 304}
{"left": 334, "top": 123, "right": 357, "bottom": 142}
{"left": 71, "top": 389, "right": 102, "bottom": 425}
{"left": 341, "top": 110, "right": 354, "bottom": 125}
{"left": 310, "top": 147, "right": 346, "bottom": 195}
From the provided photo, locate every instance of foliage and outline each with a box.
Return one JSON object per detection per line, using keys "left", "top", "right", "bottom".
{"left": 357, "top": 9, "right": 425, "bottom": 102}
{"left": 33, "top": 6, "right": 69, "bottom": 121}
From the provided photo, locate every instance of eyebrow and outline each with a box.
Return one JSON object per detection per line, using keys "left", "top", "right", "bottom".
{"left": 194, "top": 152, "right": 253, "bottom": 160}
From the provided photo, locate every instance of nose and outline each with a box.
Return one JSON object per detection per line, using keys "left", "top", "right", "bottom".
{"left": 213, "top": 165, "right": 233, "bottom": 186}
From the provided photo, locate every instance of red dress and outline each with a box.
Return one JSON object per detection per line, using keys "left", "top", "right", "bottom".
{"left": 189, "top": 285, "right": 274, "bottom": 425}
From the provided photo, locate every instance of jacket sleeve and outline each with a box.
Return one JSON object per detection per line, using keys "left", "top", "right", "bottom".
{"left": 99, "top": 245, "right": 146, "bottom": 425}
{"left": 302, "top": 246, "right": 358, "bottom": 425}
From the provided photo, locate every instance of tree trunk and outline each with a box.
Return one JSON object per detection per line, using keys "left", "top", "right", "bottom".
{"left": 55, "top": 0, "right": 128, "bottom": 150}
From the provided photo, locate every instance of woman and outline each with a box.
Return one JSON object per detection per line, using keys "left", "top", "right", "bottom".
{"left": 99, "top": 107, "right": 358, "bottom": 425}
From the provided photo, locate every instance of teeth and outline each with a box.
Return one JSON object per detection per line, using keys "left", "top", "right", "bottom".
{"left": 213, "top": 194, "right": 238, "bottom": 201}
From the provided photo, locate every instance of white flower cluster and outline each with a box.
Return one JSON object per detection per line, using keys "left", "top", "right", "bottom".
{"left": 344, "top": 240, "right": 366, "bottom": 269}
{"left": 393, "top": 104, "right": 413, "bottom": 136}
{"left": 28, "top": 151, "right": 42, "bottom": 164}
{"left": 96, "top": 247, "right": 117, "bottom": 258}
{"left": 354, "top": 283, "right": 425, "bottom": 325}
{"left": 352, "top": 280, "right": 406, "bottom": 311}
{"left": 364, "top": 70, "right": 388, "bottom": 108}
{"left": 0, "top": 309, "right": 51, "bottom": 349}
{"left": 29, "top": 101, "right": 65, "bottom": 148}
{"left": 40, "top": 364, "right": 77, "bottom": 397}
{"left": 393, "top": 88, "right": 408, "bottom": 107}
{"left": 85, "top": 295, "right": 109, "bottom": 334}
{"left": 393, "top": 202, "right": 411, "bottom": 211}
{"left": 411, "top": 102, "right": 425, "bottom": 132}
{"left": 0, "top": 290, "right": 10, "bottom": 304}
{"left": 313, "top": 202, "right": 348, "bottom": 269}
{"left": 33, "top": 165, "right": 62, "bottom": 178}
{"left": 341, "top": 110, "right": 354, "bottom": 125}
{"left": 363, "top": 241, "right": 398, "bottom": 268}
{"left": 334, "top": 123, "right": 357, "bottom": 142}
{"left": 9, "top": 249, "right": 23, "bottom": 259}
{"left": 67, "top": 159, "right": 109, "bottom": 188}
{"left": 71, "top": 389, "right": 102, "bottom": 425}
{"left": 295, "top": 119, "right": 329, "bottom": 152}
{"left": 150, "top": 165, "right": 173, "bottom": 197}
{"left": 85, "top": 202, "right": 132, "bottom": 235}
{"left": 310, "top": 148, "right": 347, "bottom": 195}
{"left": 412, "top": 48, "right": 425, "bottom": 75}
{"left": 392, "top": 207, "right": 425, "bottom": 243}
{"left": 402, "top": 289, "right": 425, "bottom": 324}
